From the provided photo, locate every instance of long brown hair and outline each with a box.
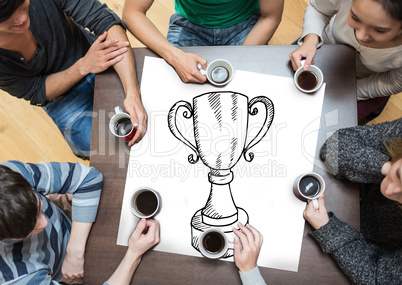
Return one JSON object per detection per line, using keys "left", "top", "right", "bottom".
{"left": 384, "top": 137, "right": 402, "bottom": 207}
{"left": 384, "top": 138, "right": 402, "bottom": 163}
{"left": 370, "top": 0, "right": 402, "bottom": 21}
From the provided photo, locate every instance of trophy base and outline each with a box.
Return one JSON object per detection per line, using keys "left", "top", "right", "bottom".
{"left": 191, "top": 208, "right": 249, "bottom": 258}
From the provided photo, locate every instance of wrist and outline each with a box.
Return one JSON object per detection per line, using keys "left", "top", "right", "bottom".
{"left": 312, "top": 213, "right": 331, "bottom": 230}
{"left": 124, "top": 250, "right": 142, "bottom": 269}
{"left": 124, "top": 85, "right": 141, "bottom": 100}
{"left": 164, "top": 47, "right": 185, "bottom": 67}
{"left": 304, "top": 34, "right": 320, "bottom": 46}
{"left": 67, "top": 221, "right": 92, "bottom": 257}
{"left": 66, "top": 243, "right": 85, "bottom": 259}
{"left": 76, "top": 58, "right": 89, "bottom": 77}
{"left": 239, "top": 264, "right": 257, "bottom": 272}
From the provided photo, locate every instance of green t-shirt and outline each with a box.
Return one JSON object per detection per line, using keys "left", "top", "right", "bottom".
{"left": 175, "top": 0, "right": 259, "bottom": 28}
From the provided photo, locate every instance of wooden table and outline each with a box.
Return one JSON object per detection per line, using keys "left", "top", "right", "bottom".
{"left": 86, "top": 45, "right": 358, "bottom": 284}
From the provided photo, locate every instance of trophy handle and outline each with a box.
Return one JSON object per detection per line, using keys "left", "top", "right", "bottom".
{"left": 243, "top": 96, "right": 275, "bottom": 162}
{"left": 168, "top": 101, "right": 200, "bottom": 164}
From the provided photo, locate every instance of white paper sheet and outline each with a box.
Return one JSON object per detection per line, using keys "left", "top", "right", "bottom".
{"left": 117, "top": 57, "right": 326, "bottom": 272}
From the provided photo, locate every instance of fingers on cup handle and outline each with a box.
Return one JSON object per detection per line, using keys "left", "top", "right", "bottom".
{"left": 197, "top": 63, "right": 207, "bottom": 75}
{"left": 304, "top": 54, "right": 315, "bottom": 70}
{"left": 115, "top": 106, "right": 122, "bottom": 114}
{"left": 312, "top": 198, "right": 319, "bottom": 210}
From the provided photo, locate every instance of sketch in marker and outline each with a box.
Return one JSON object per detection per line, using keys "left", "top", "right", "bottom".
{"left": 167, "top": 91, "right": 275, "bottom": 257}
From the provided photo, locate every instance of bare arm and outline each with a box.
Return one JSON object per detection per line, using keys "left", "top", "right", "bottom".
{"left": 243, "top": 0, "right": 284, "bottom": 45}
{"left": 289, "top": 33, "right": 320, "bottom": 71}
{"left": 105, "top": 25, "right": 147, "bottom": 145}
{"left": 45, "top": 31, "right": 129, "bottom": 100}
{"left": 62, "top": 221, "right": 93, "bottom": 279}
{"left": 289, "top": 0, "right": 338, "bottom": 71}
{"left": 122, "top": 0, "right": 207, "bottom": 83}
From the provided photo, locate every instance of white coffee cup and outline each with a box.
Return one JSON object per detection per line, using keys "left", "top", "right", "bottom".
{"left": 293, "top": 172, "right": 325, "bottom": 209}
{"left": 198, "top": 228, "right": 234, "bottom": 259}
{"left": 130, "top": 187, "right": 161, "bottom": 219}
{"left": 294, "top": 61, "right": 324, "bottom": 93}
{"left": 198, "top": 59, "right": 234, "bottom": 86}
{"left": 109, "top": 106, "right": 135, "bottom": 142}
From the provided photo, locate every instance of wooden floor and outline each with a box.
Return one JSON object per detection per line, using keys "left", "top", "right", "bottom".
{"left": 0, "top": 0, "right": 401, "bottom": 164}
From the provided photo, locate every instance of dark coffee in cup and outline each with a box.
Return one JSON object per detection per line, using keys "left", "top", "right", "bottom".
{"left": 293, "top": 172, "right": 325, "bottom": 209}
{"left": 210, "top": 66, "right": 229, "bottom": 84}
{"left": 297, "top": 70, "right": 318, "bottom": 91}
{"left": 115, "top": 118, "right": 133, "bottom": 136}
{"left": 299, "top": 175, "right": 320, "bottom": 197}
{"left": 135, "top": 190, "right": 158, "bottom": 216}
{"left": 202, "top": 231, "right": 225, "bottom": 254}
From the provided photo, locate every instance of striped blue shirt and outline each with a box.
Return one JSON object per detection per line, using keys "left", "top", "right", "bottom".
{"left": 0, "top": 161, "right": 103, "bottom": 284}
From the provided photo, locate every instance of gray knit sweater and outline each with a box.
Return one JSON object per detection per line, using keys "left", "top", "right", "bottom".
{"left": 313, "top": 118, "right": 402, "bottom": 285}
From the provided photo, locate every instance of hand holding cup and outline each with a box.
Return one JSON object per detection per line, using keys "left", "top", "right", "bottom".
{"left": 303, "top": 195, "right": 330, "bottom": 230}
{"left": 233, "top": 223, "right": 263, "bottom": 272}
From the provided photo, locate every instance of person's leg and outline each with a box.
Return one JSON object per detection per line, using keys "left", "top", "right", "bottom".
{"left": 43, "top": 74, "right": 95, "bottom": 158}
{"left": 167, "top": 13, "right": 214, "bottom": 46}
{"left": 223, "top": 11, "right": 261, "bottom": 46}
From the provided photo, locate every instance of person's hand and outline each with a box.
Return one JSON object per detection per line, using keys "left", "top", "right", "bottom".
{"left": 105, "top": 219, "right": 160, "bottom": 285}
{"left": 61, "top": 221, "right": 92, "bottom": 282}
{"left": 289, "top": 34, "right": 319, "bottom": 71}
{"left": 303, "top": 195, "right": 330, "bottom": 230}
{"left": 127, "top": 218, "right": 160, "bottom": 259}
{"left": 124, "top": 94, "right": 148, "bottom": 146}
{"left": 61, "top": 246, "right": 84, "bottom": 281}
{"left": 169, "top": 51, "right": 208, "bottom": 83}
{"left": 79, "top": 31, "right": 129, "bottom": 76}
{"left": 233, "top": 223, "right": 263, "bottom": 272}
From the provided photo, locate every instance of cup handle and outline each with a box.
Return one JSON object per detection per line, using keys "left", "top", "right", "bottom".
{"left": 312, "top": 198, "right": 319, "bottom": 210}
{"left": 197, "top": 63, "right": 207, "bottom": 76}
{"left": 243, "top": 96, "right": 275, "bottom": 162}
{"left": 115, "top": 106, "right": 123, "bottom": 114}
{"left": 167, "top": 101, "right": 200, "bottom": 164}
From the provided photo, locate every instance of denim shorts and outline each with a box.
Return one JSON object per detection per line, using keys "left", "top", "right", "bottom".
{"left": 43, "top": 73, "right": 95, "bottom": 158}
{"left": 167, "top": 11, "right": 261, "bottom": 46}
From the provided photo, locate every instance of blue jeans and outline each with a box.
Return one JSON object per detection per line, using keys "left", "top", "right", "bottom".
{"left": 43, "top": 74, "right": 94, "bottom": 158}
{"left": 167, "top": 12, "right": 261, "bottom": 46}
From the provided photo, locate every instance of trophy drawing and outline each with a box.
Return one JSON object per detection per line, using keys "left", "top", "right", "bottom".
{"left": 168, "top": 91, "right": 274, "bottom": 258}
